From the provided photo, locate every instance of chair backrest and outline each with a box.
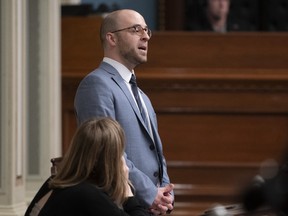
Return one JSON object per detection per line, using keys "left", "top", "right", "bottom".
{"left": 50, "top": 157, "right": 62, "bottom": 176}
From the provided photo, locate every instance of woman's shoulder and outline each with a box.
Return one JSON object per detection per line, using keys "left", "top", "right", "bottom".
{"left": 52, "top": 181, "right": 109, "bottom": 206}
{"left": 66, "top": 181, "right": 104, "bottom": 196}
{"left": 37, "top": 182, "right": 111, "bottom": 216}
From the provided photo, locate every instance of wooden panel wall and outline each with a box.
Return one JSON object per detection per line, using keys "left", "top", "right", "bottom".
{"left": 61, "top": 16, "right": 288, "bottom": 215}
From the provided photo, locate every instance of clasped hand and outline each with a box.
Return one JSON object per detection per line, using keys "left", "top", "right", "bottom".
{"left": 149, "top": 184, "right": 174, "bottom": 215}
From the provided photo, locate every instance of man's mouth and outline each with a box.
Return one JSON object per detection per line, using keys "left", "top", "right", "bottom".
{"left": 138, "top": 46, "right": 147, "bottom": 51}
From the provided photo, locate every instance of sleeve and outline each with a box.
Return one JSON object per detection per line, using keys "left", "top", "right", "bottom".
{"left": 123, "top": 197, "right": 150, "bottom": 216}
{"left": 74, "top": 74, "right": 115, "bottom": 125}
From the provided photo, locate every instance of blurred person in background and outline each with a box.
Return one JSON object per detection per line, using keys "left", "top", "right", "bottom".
{"left": 187, "top": 0, "right": 231, "bottom": 33}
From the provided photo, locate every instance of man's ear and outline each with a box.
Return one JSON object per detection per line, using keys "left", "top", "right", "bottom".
{"left": 106, "top": 32, "right": 117, "bottom": 46}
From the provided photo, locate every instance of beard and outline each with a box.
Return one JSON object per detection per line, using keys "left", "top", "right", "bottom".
{"left": 117, "top": 35, "right": 147, "bottom": 67}
{"left": 121, "top": 48, "right": 147, "bottom": 67}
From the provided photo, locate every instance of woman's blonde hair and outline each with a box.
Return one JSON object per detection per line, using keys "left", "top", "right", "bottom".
{"left": 49, "top": 117, "right": 129, "bottom": 207}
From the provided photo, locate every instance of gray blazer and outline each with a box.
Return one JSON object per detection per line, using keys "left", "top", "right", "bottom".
{"left": 74, "top": 62, "right": 171, "bottom": 207}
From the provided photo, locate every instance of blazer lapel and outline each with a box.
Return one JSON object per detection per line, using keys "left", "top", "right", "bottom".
{"left": 100, "top": 62, "right": 149, "bottom": 133}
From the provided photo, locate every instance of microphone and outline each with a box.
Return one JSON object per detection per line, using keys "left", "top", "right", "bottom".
{"left": 202, "top": 204, "right": 231, "bottom": 216}
{"left": 241, "top": 159, "right": 288, "bottom": 214}
{"left": 242, "top": 175, "right": 266, "bottom": 211}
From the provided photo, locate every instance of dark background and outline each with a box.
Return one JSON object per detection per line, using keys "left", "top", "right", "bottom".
{"left": 160, "top": 0, "right": 288, "bottom": 31}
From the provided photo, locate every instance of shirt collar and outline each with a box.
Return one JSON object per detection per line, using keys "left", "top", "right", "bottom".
{"left": 103, "top": 57, "right": 134, "bottom": 83}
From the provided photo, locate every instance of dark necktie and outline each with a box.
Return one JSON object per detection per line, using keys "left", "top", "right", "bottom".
{"left": 129, "top": 74, "right": 149, "bottom": 129}
{"left": 130, "top": 74, "right": 163, "bottom": 183}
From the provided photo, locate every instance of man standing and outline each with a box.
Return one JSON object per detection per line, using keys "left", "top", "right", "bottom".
{"left": 74, "top": 9, "right": 174, "bottom": 215}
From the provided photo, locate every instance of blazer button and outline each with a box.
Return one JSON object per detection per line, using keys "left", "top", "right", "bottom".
{"left": 153, "top": 172, "right": 159, "bottom": 177}
{"left": 150, "top": 145, "right": 155, "bottom": 150}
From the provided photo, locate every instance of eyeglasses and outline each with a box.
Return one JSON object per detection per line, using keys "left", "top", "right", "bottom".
{"left": 111, "top": 24, "right": 152, "bottom": 38}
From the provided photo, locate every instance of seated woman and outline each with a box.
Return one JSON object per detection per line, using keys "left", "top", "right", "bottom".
{"left": 25, "top": 117, "right": 149, "bottom": 216}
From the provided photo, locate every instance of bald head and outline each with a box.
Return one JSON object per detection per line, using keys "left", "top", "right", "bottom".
{"left": 99, "top": 9, "right": 150, "bottom": 70}
{"left": 100, "top": 9, "right": 145, "bottom": 47}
